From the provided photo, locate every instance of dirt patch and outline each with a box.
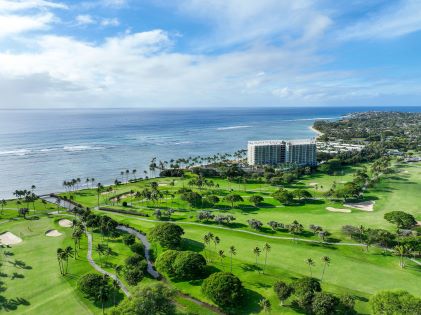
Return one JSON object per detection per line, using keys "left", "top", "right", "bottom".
{"left": 59, "top": 219, "right": 73, "bottom": 227}
{"left": 0, "top": 232, "right": 23, "bottom": 245}
{"left": 417, "top": 221, "right": 421, "bottom": 226}
{"left": 344, "top": 200, "right": 375, "bottom": 212}
{"left": 326, "top": 207, "right": 351, "bottom": 213}
{"left": 45, "top": 229, "right": 62, "bottom": 237}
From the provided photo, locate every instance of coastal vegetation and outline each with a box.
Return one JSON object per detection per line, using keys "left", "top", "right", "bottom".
{"left": 0, "top": 112, "right": 420, "bottom": 314}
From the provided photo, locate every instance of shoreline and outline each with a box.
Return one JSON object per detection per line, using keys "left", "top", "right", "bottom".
{"left": 309, "top": 125, "right": 323, "bottom": 138}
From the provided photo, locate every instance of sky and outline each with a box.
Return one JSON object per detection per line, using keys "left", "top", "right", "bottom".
{"left": 0, "top": 0, "right": 421, "bottom": 108}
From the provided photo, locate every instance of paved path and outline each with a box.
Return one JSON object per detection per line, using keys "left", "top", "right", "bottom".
{"left": 116, "top": 225, "right": 160, "bottom": 278}
{"left": 85, "top": 230, "right": 131, "bottom": 297}
{"left": 98, "top": 210, "right": 365, "bottom": 247}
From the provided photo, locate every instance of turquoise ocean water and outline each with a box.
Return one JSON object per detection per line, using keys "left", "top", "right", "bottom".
{"left": 0, "top": 106, "right": 419, "bottom": 198}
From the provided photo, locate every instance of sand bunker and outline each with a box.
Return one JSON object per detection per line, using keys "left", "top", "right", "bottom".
{"left": 59, "top": 219, "right": 73, "bottom": 228}
{"left": 0, "top": 232, "right": 23, "bottom": 245}
{"left": 309, "top": 182, "right": 318, "bottom": 186}
{"left": 326, "top": 207, "right": 351, "bottom": 213}
{"left": 344, "top": 200, "right": 375, "bottom": 212}
{"left": 45, "top": 229, "right": 62, "bottom": 237}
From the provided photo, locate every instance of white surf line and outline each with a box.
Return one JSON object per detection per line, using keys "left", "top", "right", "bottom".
{"left": 97, "top": 210, "right": 364, "bottom": 247}
{"left": 85, "top": 230, "right": 131, "bottom": 297}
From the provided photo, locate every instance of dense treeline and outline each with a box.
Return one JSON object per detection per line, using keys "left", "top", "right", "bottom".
{"left": 314, "top": 111, "right": 421, "bottom": 151}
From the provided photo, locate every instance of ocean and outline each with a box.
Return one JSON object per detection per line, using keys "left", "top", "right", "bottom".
{"left": 0, "top": 106, "right": 420, "bottom": 198}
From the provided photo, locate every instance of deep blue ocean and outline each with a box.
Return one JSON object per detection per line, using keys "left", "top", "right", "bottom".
{"left": 0, "top": 106, "right": 420, "bottom": 198}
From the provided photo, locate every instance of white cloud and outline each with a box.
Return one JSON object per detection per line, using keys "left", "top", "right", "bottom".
{"left": 101, "top": 17, "right": 119, "bottom": 26}
{"left": 341, "top": 0, "right": 421, "bottom": 40}
{"left": 0, "top": 0, "right": 67, "bottom": 12}
{"left": 0, "top": 12, "right": 55, "bottom": 38}
{"left": 75, "top": 14, "right": 95, "bottom": 25}
{"left": 171, "top": 0, "right": 331, "bottom": 50}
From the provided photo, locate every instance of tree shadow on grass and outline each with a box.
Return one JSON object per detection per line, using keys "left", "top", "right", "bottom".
{"left": 240, "top": 263, "right": 262, "bottom": 273}
{"left": 233, "top": 288, "right": 264, "bottom": 315}
{"left": 0, "top": 296, "right": 30, "bottom": 312}
{"left": 306, "top": 243, "right": 338, "bottom": 250}
{"left": 10, "top": 272, "right": 24, "bottom": 280}
{"left": 182, "top": 238, "right": 205, "bottom": 252}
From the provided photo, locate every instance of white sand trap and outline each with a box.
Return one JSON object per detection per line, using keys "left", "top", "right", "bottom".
{"left": 0, "top": 232, "right": 22, "bottom": 245}
{"left": 344, "top": 200, "right": 375, "bottom": 212}
{"left": 326, "top": 207, "right": 351, "bottom": 213}
{"left": 59, "top": 219, "right": 73, "bottom": 227}
{"left": 309, "top": 182, "right": 318, "bottom": 186}
{"left": 417, "top": 221, "right": 421, "bottom": 226}
{"left": 45, "top": 229, "right": 62, "bottom": 237}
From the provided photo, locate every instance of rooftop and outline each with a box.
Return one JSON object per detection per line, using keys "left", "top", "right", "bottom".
{"left": 248, "top": 139, "right": 315, "bottom": 146}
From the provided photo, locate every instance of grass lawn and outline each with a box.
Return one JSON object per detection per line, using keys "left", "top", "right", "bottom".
{"left": 3, "top": 160, "right": 418, "bottom": 314}
{"left": 0, "top": 216, "right": 103, "bottom": 314}
{"left": 102, "top": 213, "right": 421, "bottom": 314}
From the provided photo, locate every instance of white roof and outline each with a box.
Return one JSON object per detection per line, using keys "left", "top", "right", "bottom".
{"left": 248, "top": 139, "right": 315, "bottom": 146}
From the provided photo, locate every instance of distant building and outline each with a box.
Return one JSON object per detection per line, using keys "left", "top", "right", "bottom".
{"left": 247, "top": 139, "right": 316, "bottom": 166}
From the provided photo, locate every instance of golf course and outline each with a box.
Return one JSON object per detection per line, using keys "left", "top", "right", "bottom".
{"left": 1, "top": 156, "right": 420, "bottom": 314}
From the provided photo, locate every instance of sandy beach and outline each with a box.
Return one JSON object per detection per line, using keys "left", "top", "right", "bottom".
{"left": 309, "top": 125, "right": 323, "bottom": 138}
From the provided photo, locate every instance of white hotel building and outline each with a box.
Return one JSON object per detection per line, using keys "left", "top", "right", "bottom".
{"left": 247, "top": 139, "right": 317, "bottom": 166}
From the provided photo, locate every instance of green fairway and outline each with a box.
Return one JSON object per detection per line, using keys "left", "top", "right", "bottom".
{"left": 0, "top": 216, "right": 102, "bottom": 314}
{"left": 2, "top": 160, "right": 420, "bottom": 314}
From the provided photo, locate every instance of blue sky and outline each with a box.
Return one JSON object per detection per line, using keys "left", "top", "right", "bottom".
{"left": 0, "top": 0, "right": 420, "bottom": 108}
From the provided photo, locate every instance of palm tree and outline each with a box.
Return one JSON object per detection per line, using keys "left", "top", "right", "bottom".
{"left": 56, "top": 248, "right": 65, "bottom": 275}
{"left": 253, "top": 246, "right": 261, "bottom": 265}
{"left": 218, "top": 250, "right": 226, "bottom": 270}
{"left": 72, "top": 228, "right": 83, "bottom": 258}
{"left": 203, "top": 234, "right": 210, "bottom": 262}
{"left": 306, "top": 258, "right": 315, "bottom": 277}
{"left": 96, "top": 243, "right": 106, "bottom": 266}
{"left": 97, "top": 275, "right": 110, "bottom": 315}
{"left": 64, "top": 246, "right": 74, "bottom": 274}
{"left": 320, "top": 256, "right": 330, "bottom": 281}
{"left": 112, "top": 279, "right": 119, "bottom": 306}
{"left": 229, "top": 245, "right": 236, "bottom": 272}
{"left": 132, "top": 169, "right": 137, "bottom": 180}
{"left": 394, "top": 244, "right": 410, "bottom": 268}
{"left": 96, "top": 183, "right": 103, "bottom": 209}
{"left": 213, "top": 235, "right": 220, "bottom": 253}
{"left": 262, "top": 243, "right": 271, "bottom": 274}
{"left": 0, "top": 199, "right": 6, "bottom": 215}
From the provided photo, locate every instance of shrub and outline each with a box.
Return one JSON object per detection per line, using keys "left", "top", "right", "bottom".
{"left": 292, "top": 277, "right": 321, "bottom": 311}
{"left": 384, "top": 211, "right": 417, "bottom": 229}
{"left": 78, "top": 273, "right": 110, "bottom": 299}
{"left": 202, "top": 272, "right": 244, "bottom": 308}
{"left": 111, "top": 283, "right": 176, "bottom": 315}
{"left": 371, "top": 290, "right": 421, "bottom": 315}
{"left": 172, "top": 251, "right": 206, "bottom": 279}
{"left": 130, "top": 243, "right": 145, "bottom": 256}
{"left": 312, "top": 292, "right": 339, "bottom": 315}
{"left": 150, "top": 223, "right": 184, "bottom": 249}
{"left": 160, "top": 169, "right": 184, "bottom": 177}
{"left": 249, "top": 195, "right": 264, "bottom": 206}
{"left": 123, "top": 234, "right": 136, "bottom": 246}
{"left": 156, "top": 250, "right": 206, "bottom": 280}
{"left": 125, "top": 254, "right": 146, "bottom": 268}
{"left": 155, "top": 250, "right": 179, "bottom": 275}
{"left": 122, "top": 201, "right": 128, "bottom": 207}
{"left": 274, "top": 281, "right": 293, "bottom": 305}
{"left": 124, "top": 265, "right": 144, "bottom": 286}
